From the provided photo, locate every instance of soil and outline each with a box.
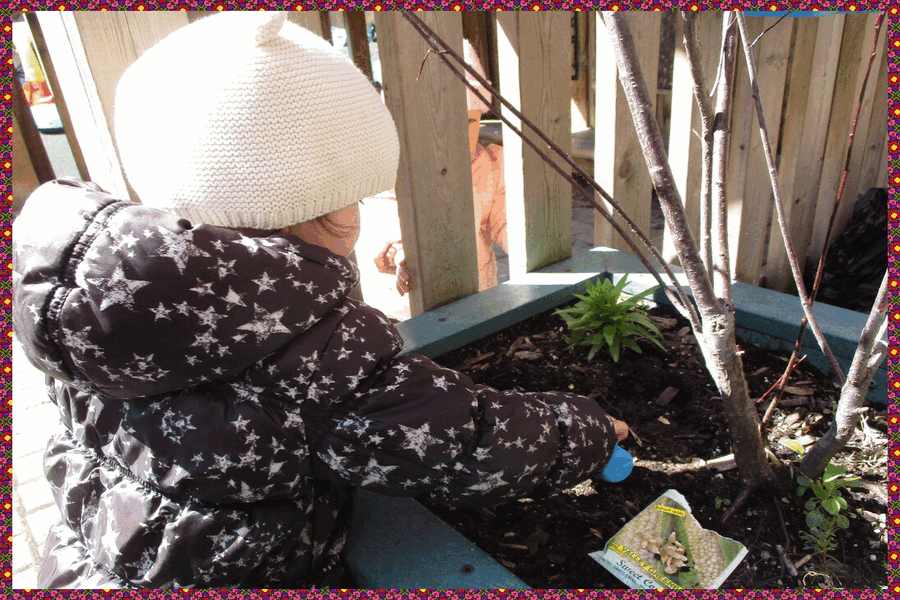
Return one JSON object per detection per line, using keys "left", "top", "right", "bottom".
{"left": 421, "top": 301, "right": 888, "bottom": 590}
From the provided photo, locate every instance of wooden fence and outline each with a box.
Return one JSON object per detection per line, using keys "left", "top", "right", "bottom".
{"left": 18, "top": 11, "right": 887, "bottom": 317}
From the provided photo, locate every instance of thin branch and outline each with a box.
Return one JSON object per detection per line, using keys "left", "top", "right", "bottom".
{"left": 767, "top": 11, "right": 885, "bottom": 416}
{"left": 711, "top": 14, "right": 738, "bottom": 307}
{"left": 401, "top": 12, "right": 702, "bottom": 330}
{"left": 680, "top": 13, "right": 715, "bottom": 277}
{"left": 734, "top": 12, "right": 845, "bottom": 383}
{"left": 749, "top": 14, "right": 792, "bottom": 49}
{"left": 599, "top": 11, "right": 720, "bottom": 328}
{"left": 814, "top": 12, "right": 885, "bottom": 294}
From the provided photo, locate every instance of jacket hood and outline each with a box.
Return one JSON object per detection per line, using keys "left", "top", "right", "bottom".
{"left": 13, "top": 179, "right": 359, "bottom": 400}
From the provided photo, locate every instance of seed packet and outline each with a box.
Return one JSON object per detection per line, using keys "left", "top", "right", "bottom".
{"left": 589, "top": 489, "right": 747, "bottom": 589}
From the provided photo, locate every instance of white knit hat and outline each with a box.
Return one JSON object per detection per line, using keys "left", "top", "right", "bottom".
{"left": 114, "top": 12, "right": 399, "bottom": 229}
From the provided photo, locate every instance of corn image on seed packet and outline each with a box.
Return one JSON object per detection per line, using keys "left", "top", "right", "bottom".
{"left": 589, "top": 489, "right": 747, "bottom": 589}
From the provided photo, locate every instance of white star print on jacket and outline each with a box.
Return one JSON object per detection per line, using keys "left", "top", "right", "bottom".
{"left": 13, "top": 179, "right": 618, "bottom": 589}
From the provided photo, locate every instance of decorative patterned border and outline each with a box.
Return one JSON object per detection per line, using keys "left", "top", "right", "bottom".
{"left": 0, "top": 1, "right": 895, "bottom": 598}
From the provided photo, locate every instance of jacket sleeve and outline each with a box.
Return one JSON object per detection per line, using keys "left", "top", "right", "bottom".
{"left": 309, "top": 350, "right": 618, "bottom": 508}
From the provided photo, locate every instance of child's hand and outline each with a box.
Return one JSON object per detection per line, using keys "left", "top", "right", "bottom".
{"left": 395, "top": 248, "right": 409, "bottom": 296}
{"left": 612, "top": 419, "right": 629, "bottom": 442}
{"left": 374, "top": 241, "right": 402, "bottom": 274}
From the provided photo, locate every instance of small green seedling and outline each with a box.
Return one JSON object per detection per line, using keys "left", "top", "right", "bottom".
{"left": 555, "top": 275, "right": 665, "bottom": 362}
{"left": 796, "top": 462, "right": 862, "bottom": 563}
{"left": 714, "top": 497, "right": 731, "bottom": 510}
{"left": 781, "top": 438, "right": 863, "bottom": 570}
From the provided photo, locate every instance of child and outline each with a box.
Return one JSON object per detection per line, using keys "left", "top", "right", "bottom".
{"left": 13, "top": 13, "right": 626, "bottom": 589}
{"left": 371, "top": 40, "right": 507, "bottom": 297}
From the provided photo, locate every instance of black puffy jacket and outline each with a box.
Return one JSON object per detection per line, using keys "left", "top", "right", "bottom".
{"left": 13, "top": 179, "right": 618, "bottom": 588}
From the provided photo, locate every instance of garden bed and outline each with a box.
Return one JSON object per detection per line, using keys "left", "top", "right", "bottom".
{"left": 419, "top": 301, "right": 887, "bottom": 589}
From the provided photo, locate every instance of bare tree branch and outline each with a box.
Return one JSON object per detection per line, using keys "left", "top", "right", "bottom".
{"left": 599, "top": 12, "right": 719, "bottom": 325}
{"left": 766, "top": 12, "right": 886, "bottom": 421}
{"left": 711, "top": 14, "right": 738, "bottom": 307}
{"left": 800, "top": 271, "right": 889, "bottom": 478}
{"left": 680, "top": 13, "right": 715, "bottom": 277}
{"left": 602, "top": 11, "right": 773, "bottom": 489}
{"left": 734, "top": 12, "right": 845, "bottom": 382}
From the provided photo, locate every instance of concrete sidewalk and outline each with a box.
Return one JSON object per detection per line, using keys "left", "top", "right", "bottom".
{"left": 12, "top": 336, "right": 59, "bottom": 588}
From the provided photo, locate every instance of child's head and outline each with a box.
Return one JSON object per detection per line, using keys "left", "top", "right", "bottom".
{"left": 114, "top": 12, "right": 398, "bottom": 243}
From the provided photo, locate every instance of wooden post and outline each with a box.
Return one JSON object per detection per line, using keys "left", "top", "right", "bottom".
{"left": 344, "top": 11, "right": 373, "bottom": 83}
{"left": 807, "top": 13, "right": 883, "bottom": 275}
{"left": 375, "top": 12, "right": 478, "bottom": 315}
{"left": 729, "top": 15, "right": 793, "bottom": 287}
{"left": 35, "top": 11, "right": 190, "bottom": 200}
{"left": 593, "top": 12, "right": 659, "bottom": 252}
{"left": 12, "top": 108, "right": 41, "bottom": 214}
{"left": 24, "top": 12, "right": 90, "bottom": 181}
{"left": 571, "top": 12, "right": 592, "bottom": 132}
{"left": 12, "top": 79, "right": 54, "bottom": 212}
{"left": 663, "top": 11, "right": 723, "bottom": 266}
{"left": 496, "top": 12, "right": 573, "bottom": 278}
{"left": 287, "top": 12, "right": 325, "bottom": 36}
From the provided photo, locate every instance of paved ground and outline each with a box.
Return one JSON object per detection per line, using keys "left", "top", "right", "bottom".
{"left": 11, "top": 181, "right": 662, "bottom": 588}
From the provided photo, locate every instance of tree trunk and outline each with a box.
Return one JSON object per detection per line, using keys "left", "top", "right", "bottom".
{"left": 601, "top": 12, "right": 773, "bottom": 488}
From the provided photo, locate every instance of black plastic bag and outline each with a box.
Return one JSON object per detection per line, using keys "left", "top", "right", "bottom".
{"left": 815, "top": 188, "right": 887, "bottom": 312}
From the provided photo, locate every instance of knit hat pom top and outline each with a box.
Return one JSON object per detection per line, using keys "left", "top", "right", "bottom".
{"left": 114, "top": 12, "right": 399, "bottom": 230}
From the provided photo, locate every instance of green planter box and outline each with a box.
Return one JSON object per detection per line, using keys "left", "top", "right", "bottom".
{"left": 345, "top": 247, "right": 885, "bottom": 588}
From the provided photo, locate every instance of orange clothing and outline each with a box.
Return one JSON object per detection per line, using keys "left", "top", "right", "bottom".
{"left": 368, "top": 142, "right": 507, "bottom": 293}
{"left": 471, "top": 143, "right": 507, "bottom": 290}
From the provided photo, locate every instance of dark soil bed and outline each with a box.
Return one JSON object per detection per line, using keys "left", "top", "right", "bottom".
{"left": 421, "top": 301, "right": 888, "bottom": 589}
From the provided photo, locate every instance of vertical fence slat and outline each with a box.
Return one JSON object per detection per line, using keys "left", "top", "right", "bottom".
{"left": 12, "top": 78, "right": 53, "bottom": 212}
{"left": 24, "top": 12, "right": 91, "bottom": 182}
{"left": 286, "top": 12, "right": 325, "bottom": 36}
{"left": 496, "top": 12, "right": 572, "bottom": 277}
{"left": 344, "top": 12, "right": 373, "bottom": 83}
{"left": 859, "top": 48, "right": 888, "bottom": 193}
{"left": 12, "top": 106, "right": 41, "bottom": 213}
{"left": 769, "top": 15, "right": 846, "bottom": 291}
{"left": 763, "top": 17, "right": 821, "bottom": 292}
{"left": 663, "top": 11, "right": 722, "bottom": 266}
{"left": 828, "top": 14, "right": 886, "bottom": 241}
{"left": 593, "top": 12, "right": 659, "bottom": 252}
{"left": 729, "top": 16, "right": 793, "bottom": 287}
{"left": 571, "top": 12, "right": 592, "bottom": 132}
{"left": 35, "top": 12, "right": 127, "bottom": 198}
{"left": 375, "top": 12, "right": 477, "bottom": 316}
{"left": 807, "top": 13, "right": 882, "bottom": 276}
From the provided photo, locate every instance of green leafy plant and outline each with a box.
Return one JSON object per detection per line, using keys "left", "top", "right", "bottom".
{"left": 781, "top": 438, "right": 862, "bottom": 570}
{"left": 714, "top": 497, "right": 731, "bottom": 510}
{"left": 554, "top": 275, "right": 664, "bottom": 362}
{"left": 796, "top": 462, "right": 862, "bottom": 564}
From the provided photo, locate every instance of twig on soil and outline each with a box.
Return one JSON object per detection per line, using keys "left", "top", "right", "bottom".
{"left": 721, "top": 485, "right": 756, "bottom": 523}
{"left": 777, "top": 544, "right": 799, "bottom": 577}
{"left": 772, "top": 495, "right": 796, "bottom": 578}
